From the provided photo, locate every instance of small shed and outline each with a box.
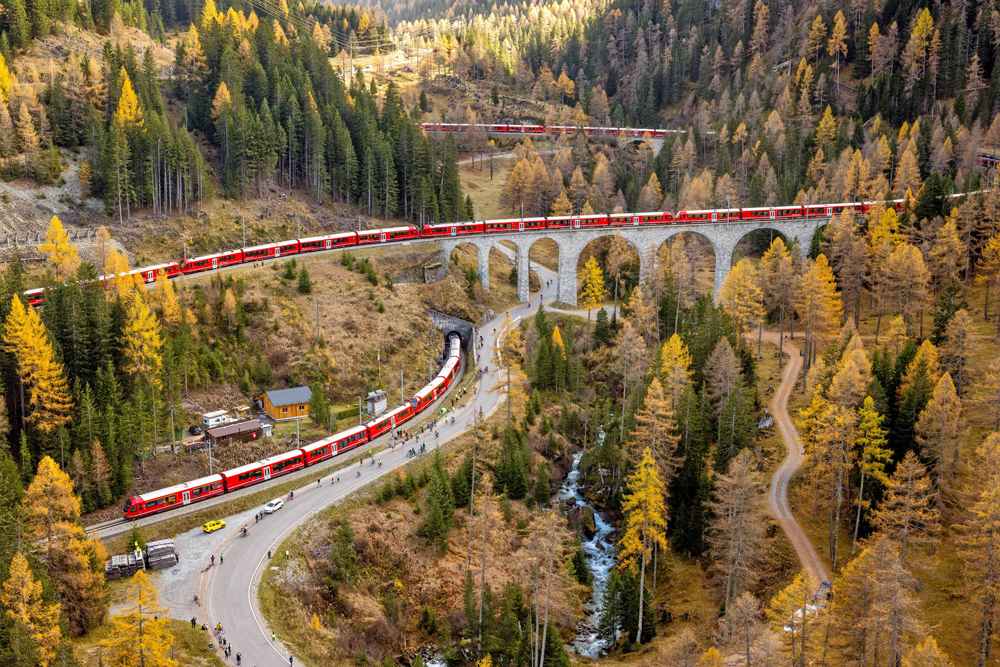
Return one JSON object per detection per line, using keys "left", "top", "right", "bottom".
{"left": 206, "top": 419, "right": 266, "bottom": 446}
{"left": 260, "top": 386, "right": 311, "bottom": 421}
{"left": 366, "top": 390, "right": 388, "bottom": 417}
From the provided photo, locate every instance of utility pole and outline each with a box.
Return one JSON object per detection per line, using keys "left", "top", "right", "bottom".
{"left": 242, "top": 216, "right": 246, "bottom": 246}
{"left": 316, "top": 298, "right": 320, "bottom": 343}
{"left": 400, "top": 369, "right": 404, "bottom": 405}
{"left": 378, "top": 351, "right": 382, "bottom": 387}
{"left": 358, "top": 396, "right": 363, "bottom": 425}
{"left": 296, "top": 418, "right": 300, "bottom": 447}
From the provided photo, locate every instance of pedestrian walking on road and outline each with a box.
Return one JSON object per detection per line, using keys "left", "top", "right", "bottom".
{"left": 220, "top": 554, "right": 223, "bottom": 565}
{"left": 211, "top": 555, "right": 215, "bottom": 566}
{"left": 237, "top": 652, "right": 242, "bottom": 665}
{"left": 267, "top": 549, "right": 271, "bottom": 559}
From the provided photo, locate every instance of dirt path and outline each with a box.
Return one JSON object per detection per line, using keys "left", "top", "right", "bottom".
{"left": 761, "top": 330, "right": 829, "bottom": 589}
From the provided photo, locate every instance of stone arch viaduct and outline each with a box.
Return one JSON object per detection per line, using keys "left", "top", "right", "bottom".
{"left": 437, "top": 218, "right": 824, "bottom": 305}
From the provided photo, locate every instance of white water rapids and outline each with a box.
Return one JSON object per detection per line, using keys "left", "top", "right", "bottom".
{"left": 557, "top": 449, "right": 616, "bottom": 657}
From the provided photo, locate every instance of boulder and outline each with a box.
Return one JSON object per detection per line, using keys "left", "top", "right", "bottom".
{"left": 581, "top": 506, "right": 596, "bottom": 540}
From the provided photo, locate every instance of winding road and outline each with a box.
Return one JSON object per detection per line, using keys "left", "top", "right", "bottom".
{"left": 203, "top": 262, "right": 563, "bottom": 666}
{"left": 762, "top": 331, "right": 829, "bottom": 589}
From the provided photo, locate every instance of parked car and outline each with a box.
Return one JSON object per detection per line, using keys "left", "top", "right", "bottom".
{"left": 202, "top": 519, "right": 226, "bottom": 533}
{"left": 264, "top": 499, "right": 283, "bottom": 514}
{"left": 190, "top": 425, "right": 202, "bottom": 435}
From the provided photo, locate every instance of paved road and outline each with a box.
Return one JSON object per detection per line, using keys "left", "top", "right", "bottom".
{"left": 204, "top": 267, "right": 562, "bottom": 666}
{"left": 762, "top": 331, "right": 829, "bottom": 589}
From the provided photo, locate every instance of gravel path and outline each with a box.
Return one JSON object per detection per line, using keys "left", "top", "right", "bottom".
{"left": 762, "top": 330, "right": 829, "bottom": 589}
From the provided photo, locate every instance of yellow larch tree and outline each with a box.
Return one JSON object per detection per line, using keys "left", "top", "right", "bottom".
{"left": 814, "top": 105, "right": 836, "bottom": 148}
{"left": 0, "top": 51, "right": 11, "bottom": 104}
{"left": 759, "top": 237, "right": 796, "bottom": 366}
{"left": 827, "top": 346, "right": 872, "bottom": 408}
{"left": 718, "top": 258, "right": 764, "bottom": 355}
{"left": 101, "top": 570, "right": 176, "bottom": 667}
{"left": 580, "top": 255, "right": 605, "bottom": 350}
{"left": 915, "top": 372, "right": 965, "bottom": 508}
{"left": 3, "top": 296, "right": 73, "bottom": 431}
{"left": 872, "top": 450, "right": 939, "bottom": 568}
{"left": 976, "top": 233, "right": 1000, "bottom": 333}
{"left": 549, "top": 189, "right": 572, "bottom": 216}
{"left": 104, "top": 246, "right": 142, "bottom": 299}
{"left": 618, "top": 447, "right": 669, "bottom": 645}
{"left": 154, "top": 270, "right": 181, "bottom": 326}
{"left": 956, "top": 434, "right": 1000, "bottom": 667}
{"left": 222, "top": 288, "right": 237, "bottom": 331}
{"left": 697, "top": 647, "right": 724, "bottom": 667}
{"left": 122, "top": 292, "right": 164, "bottom": 386}
{"left": 114, "top": 68, "right": 144, "bottom": 133}
{"left": 795, "top": 254, "right": 842, "bottom": 391}
{"left": 628, "top": 378, "right": 679, "bottom": 476}
{"left": 1, "top": 552, "right": 62, "bottom": 667}
{"left": 853, "top": 396, "right": 892, "bottom": 553}
{"left": 886, "top": 315, "right": 909, "bottom": 359}
{"left": 37, "top": 216, "right": 80, "bottom": 280}
{"left": 22, "top": 456, "right": 107, "bottom": 635}
{"left": 550, "top": 325, "right": 566, "bottom": 361}
{"left": 828, "top": 11, "right": 848, "bottom": 91}
{"left": 659, "top": 333, "right": 693, "bottom": 410}
{"left": 807, "top": 14, "right": 827, "bottom": 62}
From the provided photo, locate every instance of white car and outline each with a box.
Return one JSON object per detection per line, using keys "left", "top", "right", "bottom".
{"left": 264, "top": 499, "right": 284, "bottom": 514}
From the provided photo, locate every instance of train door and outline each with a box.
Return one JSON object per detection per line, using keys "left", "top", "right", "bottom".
{"left": 212, "top": 258, "right": 219, "bottom": 269}
{"left": 518, "top": 222, "right": 525, "bottom": 231}
{"left": 275, "top": 247, "right": 281, "bottom": 258}
{"left": 182, "top": 491, "right": 191, "bottom": 505}
{"left": 147, "top": 271, "right": 155, "bottom": 281}
{"left": 826, "top": 207, "right": 833, "bottom": 216}
{"left": 263, "top": 466, "right": 271, "bottom": 480}
{"left": 770, "top": 210, "right": 776, "bottom": 219}
{"left": 711, "top": 213, "right": 718, "bottom": 222}
{"left": 380, "top": 232, "right": 387, "bottom": 242}
{"left": 633, "top": 216, "right": 640, "bottom": 226}
{"left": 326, "top": 240, "right": 332, "bottom": 249}
{"left": 573, "top": 218, "right": 580, "bottom": 228}
{"left": 451, "top": 226, "right": 457, "bottom": 236}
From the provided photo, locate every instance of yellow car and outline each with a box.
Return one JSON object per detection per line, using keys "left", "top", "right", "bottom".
{"left": 202, "top": 519, "right": 226, "bottom": 533}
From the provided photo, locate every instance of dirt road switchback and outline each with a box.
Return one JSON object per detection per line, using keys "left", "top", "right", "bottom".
{"left": 761, "top": 331, "right": 829, "bottom": 589}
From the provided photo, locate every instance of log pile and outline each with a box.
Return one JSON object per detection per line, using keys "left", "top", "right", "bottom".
{"left": 104, "top": 552, "right": 145, "bottom": 580}
{"left": 145, "top": 539, "right": 179, "bottom": 569}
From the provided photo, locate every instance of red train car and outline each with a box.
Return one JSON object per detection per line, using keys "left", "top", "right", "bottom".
{"left": 221, "top": 450, "right": 305, "bottom": 492}
{"left": 410, "top": 376, "right": 447, "bottom": 411}
{"left": 300, "top": 437, "right": 338, "bottom": 466}
{"left": 329, "top": 424, "right": 369, "bottom": 454}
{"left": 674, "top": 209, "right": 740, "bottom": 223}
{"left": 609, "top": 211, "right": 675, "bottom": 225}
{"left": 131, "top": 262, "right": 182, "bottom": 283}
{"left": 484, "top": 217, "right": 547, "bottom": 233}
{"left": 547, "top": 214, "right": 609, "bottom": 229}
{"left": 357, "top": 226, "right": 418, "bottom": 245}
{"left": 180, "top": 249, "right": 244, "bottom": 274}
{"left": 24, "top": 287, "right": 46, "bottom": 306}
{"left": 300, "top": 233, "right": 356, "bottom": 253}
{"left": 242, "top": 240, "right": 301, "bottom": 262}
{"left": 740, "top": 206, "right": 805, "bottom": 221}
{"left": 123, "top": 474, "right": 225, "bottom": 519}
{"left": 366, "top": 403, "right": 414, "bottom": 440}
{"left": 419, "top": 221, "right": 485, "bottom": 238}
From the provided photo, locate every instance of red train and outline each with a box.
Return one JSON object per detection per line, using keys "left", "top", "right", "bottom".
{"left": 122, "top": 335, "right": 463, "bottom": 520}
{"left": 420, "top": 122, "right": 686, "bottom": 138}
{"left": 23, "top": 196, "right": 938, "bottom": 308}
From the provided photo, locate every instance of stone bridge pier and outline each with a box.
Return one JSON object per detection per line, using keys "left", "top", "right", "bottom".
{"left": 438, "top": 217, "right": 824, "bottom": 306}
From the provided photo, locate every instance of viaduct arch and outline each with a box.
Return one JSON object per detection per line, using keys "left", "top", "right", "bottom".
{"left": 438, "top": 218, "right": 823, "bottom": 305}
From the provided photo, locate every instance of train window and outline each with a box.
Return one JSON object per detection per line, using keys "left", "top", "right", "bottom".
{"left": 238, "top": 469, "right": 263, "bottom": 483}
